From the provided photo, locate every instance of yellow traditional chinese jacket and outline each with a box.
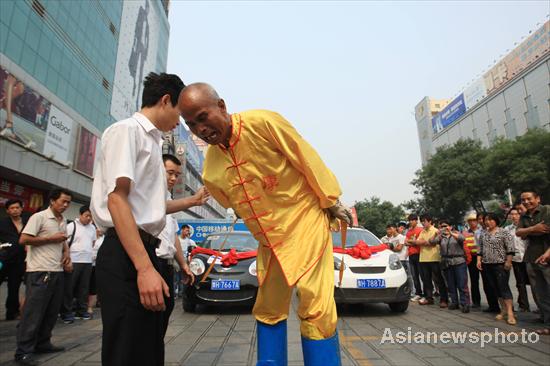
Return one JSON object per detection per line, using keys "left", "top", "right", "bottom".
{"left": 202, "top": 110, "right": 342, "bottom": 286}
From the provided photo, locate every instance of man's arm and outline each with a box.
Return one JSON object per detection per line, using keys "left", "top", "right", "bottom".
{"left": 108, "top": 177, "right": 169, "bottom": 311}
{"left": 516, "top": 222, "right": 550, "bottom": 238}
{"left": 173, "top": 234, "right": 194, "bottom": 285}
{"left": 19, "top": 232, "right": 67, "bottom": 246}
{"left": 166, "top": 187, "right": 210, "bottom": 214}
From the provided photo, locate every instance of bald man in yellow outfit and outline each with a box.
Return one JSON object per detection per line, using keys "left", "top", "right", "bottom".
{"left": 179, "top": 83, "right": 352, "bottom": 366}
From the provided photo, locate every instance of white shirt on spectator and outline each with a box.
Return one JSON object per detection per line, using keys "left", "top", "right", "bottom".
{"left": 156, "top": 214, "right": 178, "bottom": 260}
{"left": 181, "top": 237, "right": 196, "bottom": 258}
{"left": 91, "top": 112, "right": 167, "bottom": 236}
{"left": 92, "top": 234, "right": 104, "bottom": 266}
{"left": 66, "top": 219, "right": 97, "bottom": 263}
{"left": 382, "top": 233, "right": 408, "bottom": 261}
{"left": 505, "top": 224, "right": 527, "bottom": 262}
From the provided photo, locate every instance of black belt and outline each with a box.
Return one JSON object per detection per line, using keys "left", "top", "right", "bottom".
{"left": 105, "top": 228, "right": 160, "bottom": 248}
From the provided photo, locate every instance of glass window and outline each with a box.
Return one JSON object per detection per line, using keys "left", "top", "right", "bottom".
{"left": 204, "top": 233, "right": 259, "bottom": 252}
{"left": 332, "top": 229, "right": 381, "bottom": 248}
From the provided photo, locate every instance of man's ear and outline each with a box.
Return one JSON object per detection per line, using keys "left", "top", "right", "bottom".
{"left": 218, "top": 98, "right": 227, "bottom": 113}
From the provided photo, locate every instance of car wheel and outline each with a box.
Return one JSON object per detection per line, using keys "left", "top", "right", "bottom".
{"left": 388, "top": 301, "right": 409, "bottom": 313}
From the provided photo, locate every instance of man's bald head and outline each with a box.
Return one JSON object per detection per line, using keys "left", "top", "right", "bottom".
{"left": 178, "top": 82, "right": 232, "bottom": 146}
{"left": 178, "top": 83, "right": 220, "bottom": 106}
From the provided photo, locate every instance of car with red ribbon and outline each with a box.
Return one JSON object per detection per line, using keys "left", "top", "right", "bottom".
{"left": 183, "top": 231, "right": 259, "bottom": 312}
{"left": 332, "top": 227, "right": 411, "bottom": 312}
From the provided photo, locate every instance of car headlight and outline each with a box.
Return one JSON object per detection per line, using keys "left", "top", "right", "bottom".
{"left": 249, "top": 261, "right": 257, "bottom": 276}
{"left": 389, "top": 254, "right": 402, "bottom": 270}
{"left": 189, "top": 258, "right": 205, "bottom": 276}
{"left": 334, "top": 258, "right": 347, "bottom": 271}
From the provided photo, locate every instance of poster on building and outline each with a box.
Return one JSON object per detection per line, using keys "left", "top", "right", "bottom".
{"left": 74, "top": 126, "right": 99, "bottom": 177}
{"left": 463, "top": 78, "right": 487, "bottom": 110}
{"left": 110, "top": 0, "right": 168, "bottom": 121}
{"left": 0, "top": 179, "right": 45, "bottom": 213}
{"left": 43, "top": 105, "right": 74, "bottom": 163}
{"left": 431, "top": 94, "right": 466, "bottom": 134}
{"left": 483, "top": 21, "right": 549, "bottom": 94}
{"left": 179, "top": 220, "right": 249, "bottom": 242}
{"left": 0, "top": 66, "right": 50, "bottom": 152}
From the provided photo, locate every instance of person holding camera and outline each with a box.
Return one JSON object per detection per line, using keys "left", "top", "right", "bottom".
{"left": 430, "top": 219, "right": 471, "bottom": 313}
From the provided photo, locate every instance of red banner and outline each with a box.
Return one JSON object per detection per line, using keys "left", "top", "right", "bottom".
{"left": 0, "top": 179, "right": 45, "bottom": 212}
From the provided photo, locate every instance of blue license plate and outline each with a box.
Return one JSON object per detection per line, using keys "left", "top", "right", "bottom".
{"left": 357, "top": 279, "right": 386, "bottom": 289}
{"left": 211, "top": 280, "right": 240, "bottom": 291}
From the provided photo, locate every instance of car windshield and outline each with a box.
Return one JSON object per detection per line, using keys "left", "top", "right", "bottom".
{"left": 203, "top": 233, "right": 259, "bottom": 252}
{"left": 331, "top": 229, "right": 381, "bottom": 248}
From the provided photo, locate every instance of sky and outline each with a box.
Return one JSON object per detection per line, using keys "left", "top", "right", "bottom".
{"left": 167, "top": 1, "right": 548, "bottom": 206}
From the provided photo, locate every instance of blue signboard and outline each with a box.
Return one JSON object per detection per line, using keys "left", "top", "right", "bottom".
{"left": 178, "top": 220, "right": 249, "bottom": 243}
{"left": 431, "top": 94, "right": 466, "bottom": 134}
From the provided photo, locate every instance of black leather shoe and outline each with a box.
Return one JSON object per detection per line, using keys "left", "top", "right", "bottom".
{"left": 14, "top": 354, "right": 38, "bottom": 366}
{"left": 35, "top": 344, "right": 65, "bottom": 353}
{"left": 461, "top": 305, "right": 470, "bottom": 313}
{"left": 448, "top": 303, "right": 459, "bottom": 310}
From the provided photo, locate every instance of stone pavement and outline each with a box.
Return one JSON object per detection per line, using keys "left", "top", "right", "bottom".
{"left": 0, "top": 285, "right": 549, "bottom": 365}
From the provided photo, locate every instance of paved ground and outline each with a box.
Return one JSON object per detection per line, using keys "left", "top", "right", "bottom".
{"left": 0, "top": 285, "right": 549, "bottom": 366}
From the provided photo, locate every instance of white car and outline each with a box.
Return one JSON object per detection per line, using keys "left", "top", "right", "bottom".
{"left": 332, "top": 227, "right": 411, "bottom": 312}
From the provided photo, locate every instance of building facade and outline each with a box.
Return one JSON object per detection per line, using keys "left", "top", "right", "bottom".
{"left": 0, "top": 0, "right": 225, "bottom": 219}
{"left": 415, "top": 21, "right": 550, "bottom": 166}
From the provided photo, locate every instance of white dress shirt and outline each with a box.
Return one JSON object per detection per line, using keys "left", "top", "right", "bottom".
{"left": 91, "top": 113, "right": 167, "bottom": 236}
{"left": 156, "top": 214, "right": 178, "bottom": 259}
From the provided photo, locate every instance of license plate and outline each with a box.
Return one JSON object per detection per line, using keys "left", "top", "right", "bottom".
{"left": 357, "top": 279, "right": 386, "bottom": 289}
{"left": 211, "top": 280, "right": 240, "bottom": 290}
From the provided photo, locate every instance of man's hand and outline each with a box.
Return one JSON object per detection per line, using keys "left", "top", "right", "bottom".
{"left": 137, "top": 265, "right": 170, "bottom": 311}
{"left": 476, "top": 257, "right": 483, "bottom": 271}
{"left": 327, "top": 200, "right": 353, "bottom": 225}
{"left": 192, "top": 187, "right": 211, "bottom": 206}
{"left": 181, "top": 263, "right": 195, "bottom": 285}
{"left": 49, "top": 232, "right": 68, "bottom": 243}
{"left": 535, "top": 248, "right": 550, "bottom": 265}
{"left": 532, "top": 221, "right": 550, "bottom": 235}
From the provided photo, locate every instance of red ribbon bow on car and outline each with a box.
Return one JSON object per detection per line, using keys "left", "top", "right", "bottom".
{"left": 333, "top": 240, "right": 389, "bottom": 260}
{"left": 191, "top": 247, "right": 257, "bottom": 267}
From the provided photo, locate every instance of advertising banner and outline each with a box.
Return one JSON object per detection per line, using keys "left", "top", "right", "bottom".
{"left": 43, "top": 105, "right": 74, "bottom": 163}
{"left": 431, "top": 94, "right": 466, "bottom": 134}
{"left": 0, "top": 66, "right": 50, "bottom": 152}
{"left": 0, "top": 179, "right": 45, "bottom": 213}
{"left": 179, "top": 220, "right": 249, "bottom": 242}
{"left": 463, "top": 78, "right": 487, "bottom": 110}
{"left": 110, "top": 0, "right": 168, "bottom": 121}
{"left": 484, "top": 21, "right": 549, "bottom": 95}
{"left": 74, "top": 126, "right": 99, "bottom": 177}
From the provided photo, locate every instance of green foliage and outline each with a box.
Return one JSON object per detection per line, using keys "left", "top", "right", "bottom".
{"left": 409, "top": 129, "right": 550, "bottom": 225}
{"left": 354, "top": 197, "right": 405, "bottom": 238}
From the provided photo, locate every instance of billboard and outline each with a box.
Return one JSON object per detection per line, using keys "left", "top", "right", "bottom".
{"left": 0, "top": 65, "right": 50, "bottom": 152}
{"left": 110, "top": 0, "right": 168, "bottom": 121}
{"left": 74, "top": 125, "right": 99, "bottom": 177}
{"left": 484, "top": 21, "right": 549, "bottom": 95}
{"left": 43, "top": 105, "right": 74, "bottom": 163}
{"left": 463, "top": 78, "right": 487, "bottom": 110}
{"left": 179, "top": 219, "right": 249, "bottom": 242}
{"left": 431, "top": 94, "right": 466, "bottom": 134}
{"left": 0, "top": 66, "right": 75, "bottom": 164}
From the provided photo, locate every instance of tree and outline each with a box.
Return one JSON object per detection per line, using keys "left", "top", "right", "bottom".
{"left": 485, "top": 130, "right": 550, "bottom": 201}
{"left": 354, "top": 197, "right": 405, "bottom": 238}
{"left": 410, "top": 139, "right": 492, "bottom": 224}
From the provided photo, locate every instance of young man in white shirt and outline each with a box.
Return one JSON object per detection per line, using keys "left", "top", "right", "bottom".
{"left": 90, "top": 73, "right": 210, "bottom": 366}
{"left": 156, "top": 154, "right": 195, "bottom": 337}
{"left": 180, "top": 224, "right": 195, "bottom": 260}
{"left": 60, "top": 206, "right": 96, "bottom": 323}
{"left": 16, "top": 189, "right": 72, "bottom": 365}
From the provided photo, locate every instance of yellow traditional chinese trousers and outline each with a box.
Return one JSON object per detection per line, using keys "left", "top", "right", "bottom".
{"left": 202, "top": 110, "right": 342, "bottom": 339}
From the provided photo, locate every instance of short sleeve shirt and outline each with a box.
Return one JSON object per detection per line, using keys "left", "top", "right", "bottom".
{"left": 91, "top": 113, "right": 167, "bottom": 237}
{"left": 22, "top": 208, "right": 67, "bottom": 272}
{"left": 156, "top": 214, "right": 178, "bottom": 260}
{"left": 405, "top": 227, "right": 423, "bottom": 256}
{"left": 67, "top": 219, "right": 97, "bottom": 263}
{"left": 518, "top": 205, "right": 550, "bottom": 263}
{"left": 418, "top": 226, "right": 440, "bottom": 262}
